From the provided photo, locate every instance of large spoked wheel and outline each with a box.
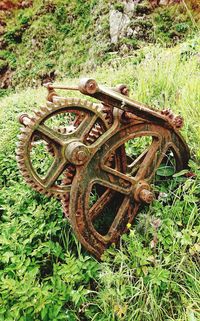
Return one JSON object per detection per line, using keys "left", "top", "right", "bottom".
{"left": 69, "top": 121, "right": 190, "bottom": 259}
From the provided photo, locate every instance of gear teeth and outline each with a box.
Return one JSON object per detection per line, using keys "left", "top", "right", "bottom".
{"left": 16, "top": 149, "right": 22, "bottom": 156}
{"left": 60, "top": 98, "right": 67, "bottom": 106}
{"left": 24, "top": 178, "right": 33, "bottom": 184}
{"left": 53, "top": 98, "right": 61, "bottom": 107}
{"left": 86, "top": 122, "right": 104, "bottom": 145}
{"left": 45, "top": 103, "right": 53, "bottom": 109}
{"left": 20, "top": 170, "right": 29, "bottom": 177}
{"left": 87, "top": 101, "right": 94, "bottom": 109}
{"left": 92, "top": 128, "right": 102, "bottom": 136}
{"left": 69, "top": 97, "right": 74, "bottom": 105}
{"left": 101, "top": 105, "right": 113, "bottom": 125}
{"left": 16, "top": 155, "right": 24, "bottom": 163}
{"left": 173, "top": 115, "right": 183, "bottom": 129}
{"left": 42, "top": 106, "right": 52, "bottom": 113}
{"left": 61, "top": 193, "right": 70, "bottom": 218}
{"left": 33, "top": 110, "right": 43, "bottom": 117}
{"left": 27, "top": 120, "right": 36, "bottom": 129}
{"left": 161, "top": 108, "right": 184, "bottom": 129}
{"left": 23, "top": 173, "right": 31, "bottom": 178}
{"left": 20, "top": 127, "right": 27, "bottom": 133}
{"left": 16, "top": 155, "right": 22, "bottom": 161}
{"left": 16, "top": 142, "right": 25, "bottom": 149}
{"left": 52, "top": 96, "right": 60, "bottom": 102}
{"left": 17, "top": 134, "right": 27, "bottom": 141}
{"left": 54, "top": 192, "right": 61, "bottom": 199}
{"left": 61, "top": 165, "right": 76, "bottom": 185}
{"left": 86, "top": 137, "right": 95, "bottom": 143}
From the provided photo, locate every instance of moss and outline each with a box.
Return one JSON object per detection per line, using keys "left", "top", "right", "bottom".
{"left": 153, "top": 4, "right": 195, "bottom": 45}
{"left": 113, "top": 2, "right": 124, "bottom": 13}
{"left": 135, "top": 2, "right": 152, "bottom": 15}
{"left": 0, "top": 59, "right": 8, "bottom": 72}
{"left": 120, "top": 37, "right": 140, "bottom": 50}
{"left": 0, "top": 50, "right": 16, "bottom": 69}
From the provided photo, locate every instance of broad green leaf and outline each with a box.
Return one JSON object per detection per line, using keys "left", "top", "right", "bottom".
{"left": 173, "top": 169, "right": 188, "bottom": 177}
{"left": 156, "top": 166, "right": 175, "bottom": 177}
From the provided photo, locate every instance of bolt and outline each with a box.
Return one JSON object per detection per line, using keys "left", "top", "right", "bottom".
{"left": 139, "top": 189, "right": 154, "bottom": 204}
{"left": 115, "top": 84, "right": 129, "bottom": 96}
{"left": 77, "top": 150, "right": 87, "bottom": 161}
{"left": 65, "top": 142, "right": 89, "bottom": 165}
{"left": 79, "top": 78, "right": 99, "bottom": 94}
{"left": 121, "top": 87, "right": 129, "bottom": 96}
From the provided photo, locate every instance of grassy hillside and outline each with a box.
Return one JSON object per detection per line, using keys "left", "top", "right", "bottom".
{"left": 0, "top": 32, "right": 200, "bottom": 320}
{"left": 0, "top": 0, "right": 199, "bottom": 97}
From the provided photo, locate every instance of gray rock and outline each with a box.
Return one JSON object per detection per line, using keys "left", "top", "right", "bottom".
{"left": 109, "top": 9, "right": 130, "bottom": 44}
{"left": 124, "top": 0, "right": 136, "bottom": 17}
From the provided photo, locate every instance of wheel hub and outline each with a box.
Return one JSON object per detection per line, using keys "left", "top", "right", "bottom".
{"left": 65, "top": 141, "right": 90, "bottom": 165}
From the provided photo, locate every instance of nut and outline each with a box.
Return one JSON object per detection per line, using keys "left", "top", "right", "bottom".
{"left": 139, "top": 189, "right": 154, "bottom": 204}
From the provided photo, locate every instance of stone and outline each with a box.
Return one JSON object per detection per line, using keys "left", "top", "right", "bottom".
{"left": 109, "top": 9, "right": 130, "bottom": 44}
{"left": 124, "top": 0, "right": 137, "bottom": 17}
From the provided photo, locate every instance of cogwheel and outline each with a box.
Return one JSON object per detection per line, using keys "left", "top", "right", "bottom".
{"left": 101, "top": 104, "right": 113, "bottom": 125}
{"left": 61, "top": 193, "right": 70, "bottom": 218}
{"left": 60, "top": 164, "right": 76, "bottom": 218}
{"left": 86, "top": 123, "right": 103, "bottom": 144}
{"left": 16, "top": 97, "right": 112, "bottom": 200}
{"left": 161, "top": 108, "right": 184, "bottom": 130}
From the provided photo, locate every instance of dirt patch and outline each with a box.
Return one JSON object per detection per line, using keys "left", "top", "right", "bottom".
{"left": 0, "top": 0, "right": 32, "bottom": 11}
{"left": 0, "top": 68, "right": 13, "bottom": 89}
{"left": 0, "top": 0, "right": 18, "bottom": 11}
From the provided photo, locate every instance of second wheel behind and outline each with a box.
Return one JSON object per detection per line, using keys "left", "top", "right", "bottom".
{"left": 16, "top": 97, "right": 112, "bottom": 216}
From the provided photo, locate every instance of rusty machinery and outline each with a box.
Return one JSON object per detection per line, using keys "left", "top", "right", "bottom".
{"left": 16, "top": 78, "right": 190, "bottom": 259}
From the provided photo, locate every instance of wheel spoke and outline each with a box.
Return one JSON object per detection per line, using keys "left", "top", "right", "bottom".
{"left": 43, "top": 158, "right": 67, "bottom": 188}
{"left": 135, "top": 138, "right": 167, "bottom": 180}
{"left": 73, "top": 113, "right": 98, "bottom": 139}
{"left": 37, "top": 124, "right": 64, "bottom": 146}
{"left": 89, "top": 189, "right": 115, "bottom": 220}
{"left": 106, "top": 196, "right": 130, "bottom": 240}
{"left": 97, "top": 166, "right": 135, "bottom": 195}
{"left": 128, "top": 148, "right": 149, "bottom": 175}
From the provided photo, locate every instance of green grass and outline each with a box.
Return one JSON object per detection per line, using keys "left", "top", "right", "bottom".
{"left": 0, "top": 35, "right": 200, "bottom": 320}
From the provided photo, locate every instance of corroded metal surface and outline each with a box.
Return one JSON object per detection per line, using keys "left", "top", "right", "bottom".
{"left": 16, "top": 78, "right": 190, "bottom": 259}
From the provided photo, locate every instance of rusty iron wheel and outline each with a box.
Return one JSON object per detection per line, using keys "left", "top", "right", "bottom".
{"left": 68, "top": 120, "right": 189, "bottom": 259}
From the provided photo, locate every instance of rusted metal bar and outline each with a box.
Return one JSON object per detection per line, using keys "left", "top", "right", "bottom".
{"left": 44, "top": 83, "right": 79, "bottom": 91}
{"left": 78, "top": 78, "right": 175, "bottom": 129}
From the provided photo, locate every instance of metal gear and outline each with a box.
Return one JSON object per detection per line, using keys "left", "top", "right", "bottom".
{"left": 16, "top": 97, "right": 111, "bottom": 199}
{"left": 17, "top": 78, "right": 190, "bottom": 260}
